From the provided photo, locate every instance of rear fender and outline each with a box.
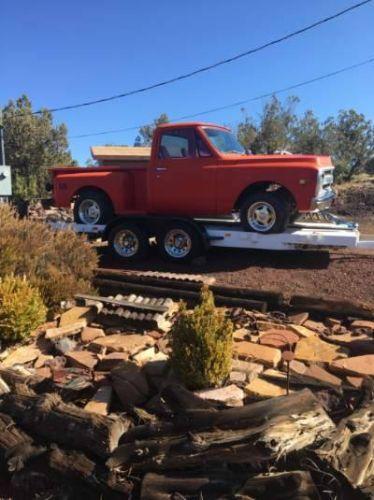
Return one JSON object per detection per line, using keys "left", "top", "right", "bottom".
{"left": 53, "top": 171, "right": 130, "bottom": 212}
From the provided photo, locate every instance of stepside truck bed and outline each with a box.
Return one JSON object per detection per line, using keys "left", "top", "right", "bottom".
{"left": 50, "top": 163, "right": 149, "bottom": 215}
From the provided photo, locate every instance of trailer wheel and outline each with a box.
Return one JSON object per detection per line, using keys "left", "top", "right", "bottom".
{"left": 108, "top": 222, "right": 149, "bottom": 261}
{"left": 74, "top": 189, "right": 113, "bottom": 225}
{"left": 158, "top": 222, "right": 202, "bottom": 263}
{"left": 240, "top": 191, "right": 290, "bottom": 233}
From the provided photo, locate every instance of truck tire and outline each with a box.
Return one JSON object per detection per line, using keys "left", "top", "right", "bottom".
{"left": 74, "top": 189, "right": 113, "bottom": 225}
{"left": 108, "top": 222, "right": 149, "bottom": 261}
{"left": 240, "top": 191, "right": 290, "bottom": 233}
{"left": 158, "top": 222, "right": 202, "bottom": 263}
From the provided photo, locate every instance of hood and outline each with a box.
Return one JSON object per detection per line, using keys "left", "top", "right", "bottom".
{"left": 220, "top": 153, "right": 333, "bottom": 169}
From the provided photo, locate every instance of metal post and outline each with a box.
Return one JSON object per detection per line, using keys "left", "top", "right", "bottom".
{"left": 0, "top": 110, "right": 5, "bottom": 166}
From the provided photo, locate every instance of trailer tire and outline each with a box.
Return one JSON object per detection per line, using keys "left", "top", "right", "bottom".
{"left": 240, "top": 191, "right": 290, "bottom": 233}
{"left": 158, "top": 222, "right": 203, "bottom": 263}
{"left": 74, "top": 189, "right": 113, "bottom": 225}
{"left": 108, "top": 222, "right": 149, "bottom": 261}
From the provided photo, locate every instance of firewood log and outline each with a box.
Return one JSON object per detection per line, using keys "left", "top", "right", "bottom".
{"left": 0, "top": 392, "right": 128, "bottom": 458}
{"left": 109, "top": 389, "right": 334, "bottom": 472}
{"left": 0, "top": 412, "right": 46, "bottom": 472}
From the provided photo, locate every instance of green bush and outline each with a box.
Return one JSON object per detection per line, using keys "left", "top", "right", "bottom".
{"left": 0, "top": 204, "right": 98, "bottom": 310}
{"left": 0, "top": 275, "right": 47, "bottom": 342}
{"left": 170, "top": 287, "right": 233, "bottom": 390}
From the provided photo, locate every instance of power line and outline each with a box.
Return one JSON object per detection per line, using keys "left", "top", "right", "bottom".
{"left": 69, "top": 56, "right": 374, "bottom": 139}
{"left": 33, "top": 0, "right": 372, "bottom": 115}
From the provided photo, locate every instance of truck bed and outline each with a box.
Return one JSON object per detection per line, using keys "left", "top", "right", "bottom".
{"left": 50, "top": 163, "right": 149, "bottom": 213}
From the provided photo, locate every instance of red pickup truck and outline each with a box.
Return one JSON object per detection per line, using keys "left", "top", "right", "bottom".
{"left": 50, "top": 122, "right": 335, "bottom": 260}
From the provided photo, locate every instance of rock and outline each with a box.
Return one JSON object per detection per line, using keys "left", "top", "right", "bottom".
{"left": 96, "top": 353, "right": 130, "bottom": 371}
{"left": 294, "top": 336, "right": 345, "bottom": 364}
{"left": 323, "top": 332, "right": 374, "bottom": 355}
{"left": 346, "top": 376, "right": 364, "bottom": 388}
{"left": 229, "top": 371, "right": 247, "bottom": 384}
{"left": 304, "top": 320, "right": 326, "bottom": 335}
{"left": 84, "top": 385, "right": 112, "bottom": 415}
{"left": 34, "top": 354, "right": 54, "bottom": 369}
{"left": 93, "top": 372, "right": 110, "bottom": 384}
{"left": 288, "top": 312, "right": 309, "bottom": 325}
{"left": 0, "top": 376, "right": 10, "bottom": 395}
{"left": 233, "top": 328, "right": 251, "bottom": 341}
{"left": 35, "top": 366, "right": 52, "bottom": 379}
{"left": 350, "top": 319, "right": 374, "bottom": 331}
{"left": 195, "top": 384, "right": 244, "bottom": 407}
{"left": 65, "top": 350, "right": 98, "bottom": 370}
{"left": 90, "top": 334, "right": 155, "bottom": 355}
{"left": 0, "top": 349, "right": 10, "bottom": 361}
{"left": 45, "top": 320, "right": 87, "bottom": 340}
{"left": 330, "top": 355, "right": 374, "bottom": 377}
{"left": 59, "top": 306, "right": 96, "bottom": 327}
{"left": 132, "top": 347, "right": 159, "bottom": 365}
{"left": 296, "top": 363, "right": 342, "bottom": 388}
{"left": 288, "top": 324, "right": 316, "bottom": 338}
{"left": 157, "top": 337, "right": 171, "bottom": 355}
{"left": 54, "top": 337, "right": 77, "bottom": 354}
{"left": 231, "top": 359, "right": 264, "bottom": 382}
{"left": 146, "top": 330, "right": 164, "bottom": 340}
{"left": 81, "top": 327, "right": 105, "bottom": 343}
{"left": 245, "top": 377, "right": 288, "bottom": 399}
{"left": 325, "top": 317, "right": 341, "bottom": 328}
{"left": 330, "top": 324, "right": 348, "bottom": 335}
{"left": 259, "top": 329, "right": 299, "bottom": 348}
{"left": 1, "top": 346, "right": 41, "bottom": 368}
{"left": 256, "top": 321, "right": 286, "bottom": 331}
{"left": 233, "top": 341, "right": 281, "bottom": 368}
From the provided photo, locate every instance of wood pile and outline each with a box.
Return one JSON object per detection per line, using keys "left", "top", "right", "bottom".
{"left": 0, "top": 295, "right": 373, "bottom": 499}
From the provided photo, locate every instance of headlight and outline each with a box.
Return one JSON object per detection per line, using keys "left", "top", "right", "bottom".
{"left": 323, "top": 173, "right": 334, "bottom": 185}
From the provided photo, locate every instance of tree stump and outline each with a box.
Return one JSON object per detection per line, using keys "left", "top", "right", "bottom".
{"left": 316, "top": 403, "right": 374, "bottom": 490}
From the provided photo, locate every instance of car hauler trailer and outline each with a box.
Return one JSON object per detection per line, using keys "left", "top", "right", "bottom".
{"left": 49, "top": 212, "right": 374, "bottom": 263}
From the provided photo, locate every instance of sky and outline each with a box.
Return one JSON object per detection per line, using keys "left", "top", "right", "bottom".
{"left": 1, "top": 0, "right": 374, "bottom": 164}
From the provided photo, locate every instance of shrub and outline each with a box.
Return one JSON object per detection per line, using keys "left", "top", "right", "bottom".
{"left": 0, "top": 275, "right": 47, "bottom": 342}
{"left": 170, "top": 287, "right": 233, "bottom": 390}
{"left": 0, "top": 204, "right": 98, "bottom": 310}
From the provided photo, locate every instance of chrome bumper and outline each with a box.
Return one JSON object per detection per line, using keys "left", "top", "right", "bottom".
{"left": 311, "top": 189, "right": 336, "bottom": 211}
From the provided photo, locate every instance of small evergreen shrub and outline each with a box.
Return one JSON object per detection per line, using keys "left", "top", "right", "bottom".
{"left": 0, "top": 204, "right": 97, "bottom": 310}
{"left": 170, "top": 287, "right": 233, "bottom": 390}
{"left": 0, "top": 275, "right": 47, "bottom": 342}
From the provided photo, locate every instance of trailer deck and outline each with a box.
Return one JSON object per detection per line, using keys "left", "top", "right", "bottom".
{"left": 49, "top": 213, "right": 374, "bottom": 255}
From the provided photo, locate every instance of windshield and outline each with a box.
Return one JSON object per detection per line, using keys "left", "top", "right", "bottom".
{"left": 204, "top": 127, "right": 245, "bottom": 155}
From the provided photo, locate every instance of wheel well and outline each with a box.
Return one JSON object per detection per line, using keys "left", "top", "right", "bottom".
{"left": 234, "top": 182, "right": 296, "bottom": 211}
{"left": 72, "top": 186, "right": 112, "bottom": 203}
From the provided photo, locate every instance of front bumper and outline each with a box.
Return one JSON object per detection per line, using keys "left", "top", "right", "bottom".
{"left": 310, "top": 189, "right": 336, "bottom": 211}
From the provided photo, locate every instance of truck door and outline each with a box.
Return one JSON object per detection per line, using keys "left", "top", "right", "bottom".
{"left": 148, "top": 128, "right": 217, "bottom": 215}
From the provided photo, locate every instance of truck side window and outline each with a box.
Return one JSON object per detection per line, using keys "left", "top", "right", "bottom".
{"left": 196, "top": 134, "right": 212, "bottom": 157}
{"left": 159, "top": 130, "right": 195, "bottom": 159}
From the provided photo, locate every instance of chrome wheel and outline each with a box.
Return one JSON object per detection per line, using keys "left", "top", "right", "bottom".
{"left": 164, "top": 229, "right": 192, "bottom": 258}
{"left": 247, "top": 201, "right": 276, "bottom": 232}
{"left": 113, "top": 229, "right": 139, "bottom": 258}
{"left": 78, "top": 199, "right": 101, "bottom": 224}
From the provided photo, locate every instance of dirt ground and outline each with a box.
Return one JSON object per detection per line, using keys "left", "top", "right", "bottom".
{"left": 99, "top": 243, "right": 374, "bottom": 306}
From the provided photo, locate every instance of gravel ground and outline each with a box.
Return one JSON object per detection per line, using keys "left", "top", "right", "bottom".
{"left": 99, "top": 245, "right": 374, "bottom": 305}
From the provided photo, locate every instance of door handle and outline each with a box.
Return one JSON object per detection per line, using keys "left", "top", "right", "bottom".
{"left": 156, "top": 166, "right": 168, "bottom": 172}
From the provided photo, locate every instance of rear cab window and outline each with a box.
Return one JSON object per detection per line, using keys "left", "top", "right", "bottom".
{"left": 159, "top": 129, "right": 195, "bottom": 159}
